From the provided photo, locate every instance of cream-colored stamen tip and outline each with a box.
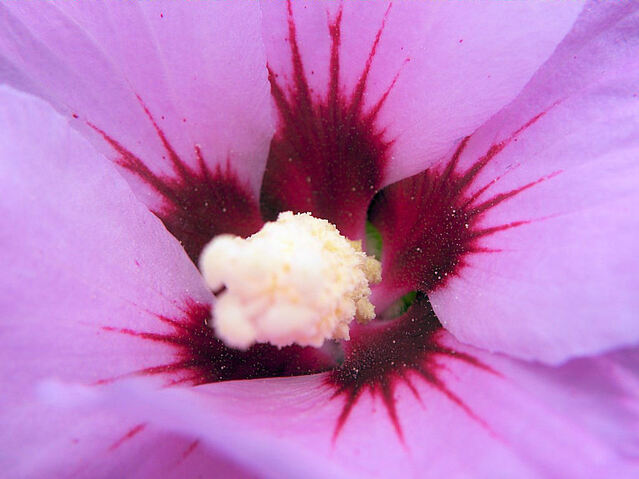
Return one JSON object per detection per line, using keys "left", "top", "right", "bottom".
{"left": 199, "top": 211, "right": 381, "bottom": 350}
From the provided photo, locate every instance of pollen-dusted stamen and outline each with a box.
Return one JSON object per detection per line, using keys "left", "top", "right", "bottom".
{"left": 199, "top": 212, "right": 381, "bottom": 350}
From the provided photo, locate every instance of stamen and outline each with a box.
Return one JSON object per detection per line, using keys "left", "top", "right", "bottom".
{"left": 199, "top": 212, "right": 381, "bottom": 349}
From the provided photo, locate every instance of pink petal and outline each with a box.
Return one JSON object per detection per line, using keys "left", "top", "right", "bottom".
{"left": 0, "top": 86, "right": 214, "bottom": 394}
{"left": 34, "top": 378, "right": 351, "bottom": 479}
{"left": 260, "top": 0, "right": 583, "bottom": 192}
{"left": 3, "top": 394, "right": 255, "bottom": 478}
{"left": 0, "top": 1, "right": 274, "bottom": 197}
{"left": 0, "top": 87, "right": 259, "bottom": 477}
{"left": 428, "top": 1, "right": 639, "bottom": 363}
{"left": 58, "top": 339, "right": 639, "bottom": 478}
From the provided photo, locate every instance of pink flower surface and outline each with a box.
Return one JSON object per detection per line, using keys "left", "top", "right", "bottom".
{"left": 1, "top": 1, "right": 639, "bottom": 477}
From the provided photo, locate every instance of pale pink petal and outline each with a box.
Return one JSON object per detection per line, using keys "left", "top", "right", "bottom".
{"left": 0, "top": 86, "right": 240, "bottom": 476}
{"left": 429, "top": 1, "right": 639, "bottom": 363}
{"left": 0, "top": 86, "right": 213, "bottom": 396}
{"left": 38, "top": 379, "right": 350, "bottom": 479}
{"left": 59, "top": 337, "right": 639, "bottom": 478}
{"left": 260, "top": 0, "right": 583, "bottom": 188}
{"left": 4, "top": 397, "right": 254, "bottom": 478}
{"left": 0, "top": 1, "right": 273, "bottom": 197}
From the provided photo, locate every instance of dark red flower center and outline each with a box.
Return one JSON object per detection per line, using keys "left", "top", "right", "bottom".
{"left": 91, "top": 2, "right": 552, "bottom": 439}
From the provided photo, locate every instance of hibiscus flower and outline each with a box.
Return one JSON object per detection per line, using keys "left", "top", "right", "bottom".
{"left": 2, "top": 1, "right": 639, "bottom": 477}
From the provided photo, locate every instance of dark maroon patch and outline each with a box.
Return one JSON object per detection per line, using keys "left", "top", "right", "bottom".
{"left": 260, "top": 3, "right": 399, "bottom": 239}
{"left": 370, "top": 113, "right": 559, "bottom": 297}
{"left": 91, "top": 98, "right": 263, "bottom": 263}
{"left": 328, "top": 295, "right": 491, "bottom": 440}
{"left": 100, "top": 299, "right": 335, "bottom": 386}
